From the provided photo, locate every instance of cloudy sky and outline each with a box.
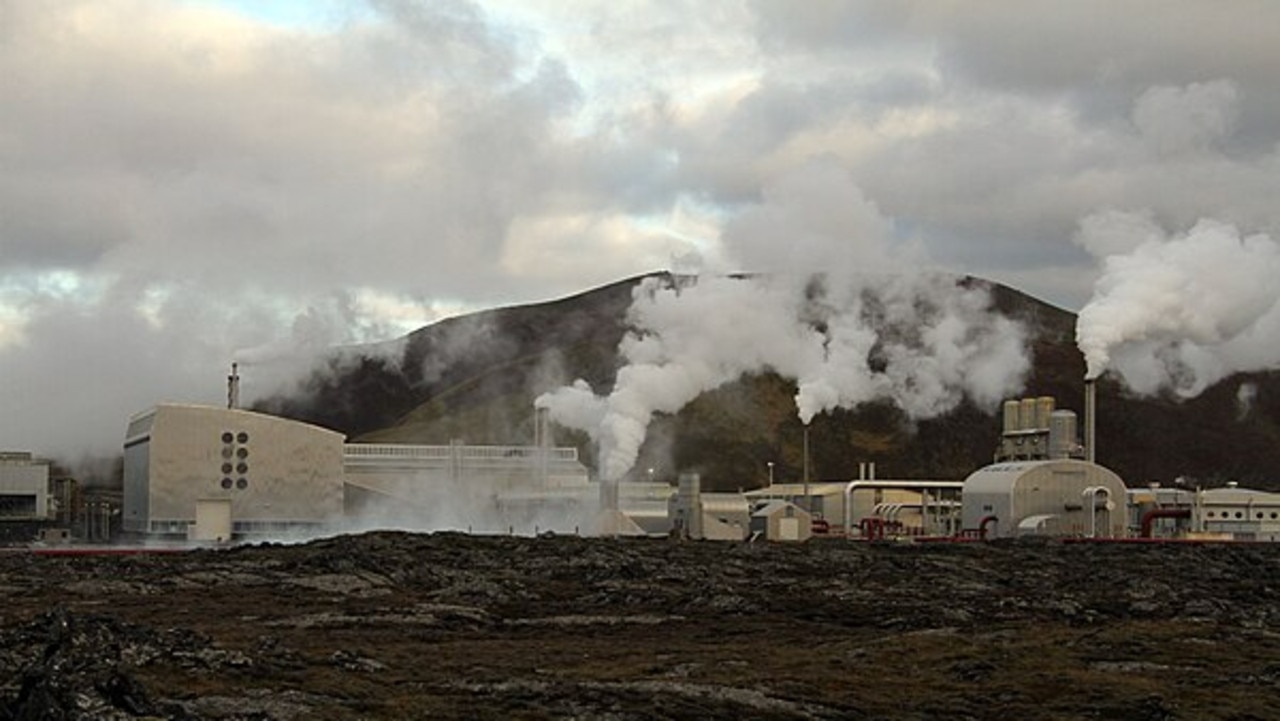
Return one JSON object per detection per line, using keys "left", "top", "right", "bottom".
{"left": 3, "top": 0, "right": 1279, "bottom": 461}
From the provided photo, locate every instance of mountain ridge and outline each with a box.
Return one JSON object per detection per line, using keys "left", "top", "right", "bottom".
{"left": 255, "top": 273, "right": 1280, "bottom": 491}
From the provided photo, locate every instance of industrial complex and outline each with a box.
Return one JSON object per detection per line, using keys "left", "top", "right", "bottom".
{"left": 5, "top": 371, "right": 1280, "bottom": 546}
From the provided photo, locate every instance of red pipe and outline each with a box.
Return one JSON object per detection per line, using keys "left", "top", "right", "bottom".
{"left": 977, "top": 515, "right": 998, "bottom": 540}
{"left": 1139, "top": 508, "right": 1192, "bottom": 538}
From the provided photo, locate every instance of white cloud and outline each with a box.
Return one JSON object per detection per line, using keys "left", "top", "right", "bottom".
{"left": 4, "top": 0, "right": 1280, "bottom": 461}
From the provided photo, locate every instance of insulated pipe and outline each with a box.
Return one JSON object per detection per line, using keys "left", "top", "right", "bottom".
{"left": 842, "top": 480, "right": 965, "bottom": 535}
{"left": 977, "top": 514, "right": 998, "bottom": 540}
{"left": 1140, "top": 508, "right": 1192, "bottom": 538}
{"left": 1084, "top": 379, "right": 1096, "bottom": 464}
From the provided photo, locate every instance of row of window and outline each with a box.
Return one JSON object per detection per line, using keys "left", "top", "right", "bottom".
{"left": 1205, "top": 509, "right": 1280, "bottom": 520}
{"left": 220, "top": 477, "right": 250, "bottom": 490}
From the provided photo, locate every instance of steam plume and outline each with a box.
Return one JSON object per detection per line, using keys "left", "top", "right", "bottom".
{"left": 538, "top": 272, "right": 1028, "bottom": 481}
{"left": 539, "top": 163, "right": 1030, "bottom": 481}
{"left": 1075, "top": 212, "right": 1280, "bottom": 395}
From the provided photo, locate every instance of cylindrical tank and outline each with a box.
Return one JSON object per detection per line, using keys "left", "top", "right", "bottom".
{"left": 1049, "top": 410, "right": 1078, "bottom": 459}
{"left": 1036, "top": 396, "right": 1055, "bottom": 430}
{"left": 1002, "top": 400, "right": 1021, "bottom": 435}
{"left": 1020, "top": 398, "right": 1038, "bottom": 431}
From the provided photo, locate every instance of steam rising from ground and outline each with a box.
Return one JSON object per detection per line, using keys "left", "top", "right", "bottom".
{"left": 1075, "top": 212, "right": 1280, "bottom": 396}
{"left": 537, "top": 164, "right": 1030, "bottom": 481}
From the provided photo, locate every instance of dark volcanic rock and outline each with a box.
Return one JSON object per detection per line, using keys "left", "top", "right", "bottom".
{"left": 2, "top": 532, "right": 1279, "bottom": 720}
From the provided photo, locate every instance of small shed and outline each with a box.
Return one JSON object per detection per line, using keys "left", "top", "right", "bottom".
{"left": 961, "top": 459, "right": 1127, "bottom": 539}
{"left": 750, "top": 500, "right": 812, "bottom": 542}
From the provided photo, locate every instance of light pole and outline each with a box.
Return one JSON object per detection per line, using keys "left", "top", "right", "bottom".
{"left": 767, "top": 461, "right": 775, "bottom": 486}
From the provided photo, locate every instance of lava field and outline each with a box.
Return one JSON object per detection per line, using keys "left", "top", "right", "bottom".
{"left": 1, "top": 532, "right": 1279, "bottom": 720}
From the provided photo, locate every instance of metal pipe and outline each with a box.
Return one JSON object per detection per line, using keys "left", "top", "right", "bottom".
{"left": 1084, "top": 379, "right": 1096, "bottom": 464}
{"left": 842, "top": 480, "right": 965, "bottom": 535}
{"left": 977, "top": 514, "right": 998, "bottom": 540}
{"left": 1140, "top": 508, "right": 1192, "bottom": 538}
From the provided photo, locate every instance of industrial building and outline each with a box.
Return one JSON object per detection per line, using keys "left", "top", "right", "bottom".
{"left": 959, "top": 390, "right": 1127, "bottom": 539}
{"left": 123, "top": 404, "right": 346, "bottom": 539}
{"left": 122, "top": 403, "right": 607, "bottom": 540}
{"left": 0, "top": 452, "right": 49, "bottom": 520}
{"left": 113, "top": 374, "right": 1280, "bottom": 545}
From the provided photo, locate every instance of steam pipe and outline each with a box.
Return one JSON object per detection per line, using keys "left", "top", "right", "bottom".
{"left": 1140, "top": 508, "right": 1192, "bottom": 538}
{"left": 1084, "top": 378, "right": 1096, "bottom": 464}
{"left": 842, "top": 480, "right": 964, "bottom": 535}
{"left": 227, "top": 362, "right": 240, "bottom": 410}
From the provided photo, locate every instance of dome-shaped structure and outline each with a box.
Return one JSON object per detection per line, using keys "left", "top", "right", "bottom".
{"left": 961, "top": 459, "right": 1126, "bottom": 539}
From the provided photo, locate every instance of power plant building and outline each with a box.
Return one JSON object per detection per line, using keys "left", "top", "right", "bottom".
{"left": 123, "top": 405, "right": 346, "bottom": 537}
{"left": 961, "top": 459, "right": 1127, "bottom": 538}
{"left": 123, "top": 404, "right": 595, "bottom": 539}
{"left": 0, "top": 452, "right": 50, "bottom": 520}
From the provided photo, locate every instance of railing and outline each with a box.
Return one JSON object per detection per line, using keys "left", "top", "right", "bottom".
{"left": 343, "top": 443, "right": 578, "bottom": 464}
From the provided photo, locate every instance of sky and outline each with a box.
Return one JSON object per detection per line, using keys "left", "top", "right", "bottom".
{"left": 3, "top": 0, "right": 1280, "bottom": 464}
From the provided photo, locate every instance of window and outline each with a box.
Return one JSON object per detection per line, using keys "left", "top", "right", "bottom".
{"left": 221, "top": 478, "right": 233, "bottom": 489}
{"left": 237, "top": 432, "right": 249, "bottom": 443}
{"left": 221, "top": 432, "right": 234, "bottom": 444}
{"left": 236, "top": 478, "right": 248, "bottom": 490}
{"left": 236, "top": 447, "right": 249, "bottom": 459}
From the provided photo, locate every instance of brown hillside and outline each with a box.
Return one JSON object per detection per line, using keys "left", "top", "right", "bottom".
{"left": 255, "top": 274, "right": 1280, "bottom": 492}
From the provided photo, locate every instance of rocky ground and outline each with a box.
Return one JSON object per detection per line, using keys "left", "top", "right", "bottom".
{"left": 1, "top": 532, "right": 1279, "bottom": 720}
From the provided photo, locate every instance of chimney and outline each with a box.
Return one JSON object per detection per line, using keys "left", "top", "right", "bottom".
{"left": 227, "top": 362, "right": 240, "bottom": 410}
{"left": 1084, "top": 378, "right": 1096, "bottom": 464}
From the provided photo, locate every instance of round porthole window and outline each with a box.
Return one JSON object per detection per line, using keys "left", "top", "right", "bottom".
{"left": 236, "top": 462, "right": 248, "bottom": 474}
{"left": 236, "top": 478, "right": 248, "bottom": 490}
{"left": 236, "top": 447, "right": 249, "bottom": 459}
{"left": 222, "top": 463, "right": 233, "bottom": 474}
{"left": 221, "top": 447, "right": 233, "bottom": 459}
{"left": 221, "top": 478, "right": 233, "bottom": 489}
{"left": 237, "top": 432, "right": 249, "bottom": 444}
{"left": 221, "top": 432, "right": 234, "bottom": 444}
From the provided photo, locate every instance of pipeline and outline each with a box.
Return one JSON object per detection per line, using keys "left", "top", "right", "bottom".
{"left": 977, "top": 515, "right": 998, "bottom": 540}
{"left": 857, "top": 517, "right": 903, "bottom": 541}
{"left": 1140, "top": 508, "right": 1192, "bottom": 539}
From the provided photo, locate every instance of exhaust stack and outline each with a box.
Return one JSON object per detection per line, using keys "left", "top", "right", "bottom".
{"left": 1084, "top": 378, "right": 1096, "bottom": 464}
{"left": 227, "top": 362, "right": 241, "bottom": 410}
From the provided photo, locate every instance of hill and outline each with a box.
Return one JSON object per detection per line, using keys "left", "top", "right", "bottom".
{"left": 254, "top": 273, "right": 1280, "bottom": 491}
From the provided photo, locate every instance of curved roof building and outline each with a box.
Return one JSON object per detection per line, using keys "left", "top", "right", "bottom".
{"left": 961, "top": 459, "right": 1127, "bottom": 539}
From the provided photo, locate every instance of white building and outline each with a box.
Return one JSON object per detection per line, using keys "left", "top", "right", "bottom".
{"left": 123, "top": 405, "right": 346, "bottom": 538}
{"left": 961, "top": 459, "right": 1127, "bottom": 539}
{"left": 123, "top": 404, "right": 602, "bottom": 539}
{"left": 0, "top": 452, "right": 50, "bottom": 519}
{"left": 1192, "top": 484, "right": 1280, "bottom": 541}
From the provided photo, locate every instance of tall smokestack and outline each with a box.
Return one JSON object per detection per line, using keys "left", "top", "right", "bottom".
{"left": 227, "top": 362, "right": 240, "bottom": 410}
{"left": 1084, "top": 378, "right": 1096, "bottom": 464}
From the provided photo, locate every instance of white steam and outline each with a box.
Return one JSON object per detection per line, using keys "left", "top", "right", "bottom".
{"left": 1076, "top": 212, "right": 1280, "bottom": 395}
{"left": 536, "top": 160, "right": 1030, "bottom": 482}
{"left": 538, "top": 273, "right": 1028, "bottom": 481}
